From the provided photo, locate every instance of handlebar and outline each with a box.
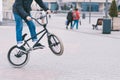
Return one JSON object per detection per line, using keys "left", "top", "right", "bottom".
{"left": 31, "top": 13, "right": 48, "bottom": 26}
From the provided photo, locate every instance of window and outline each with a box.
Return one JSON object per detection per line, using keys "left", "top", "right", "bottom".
{"left": 50, "top": 2, "right": 58, "bottom": 10}
{"left": 44, "top": 2, "right": 48, "bottom": 8}
{"left": 81, "top": 2, "right": 99, "bottom": 12}
{"left": 118, "top": 5, "right": 120, "bottom": 11}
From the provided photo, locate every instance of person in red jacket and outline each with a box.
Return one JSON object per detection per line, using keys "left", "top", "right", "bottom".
{"left": 72, "top": 8, "right": 80, "bottom": 29}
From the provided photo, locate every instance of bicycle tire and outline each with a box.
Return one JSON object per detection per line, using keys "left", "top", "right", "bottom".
{"left": 7, "top": 45, "right": 29, "bottom": 68}
{"left": 48, "top": 33, "right": 64, "bottom": 56}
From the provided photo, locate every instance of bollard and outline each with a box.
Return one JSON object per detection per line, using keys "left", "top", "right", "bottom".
{"left": 82, "top": 13, "right": 85, "bottom": 19}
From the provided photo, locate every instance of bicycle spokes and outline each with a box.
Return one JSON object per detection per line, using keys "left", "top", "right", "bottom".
{"left": 48, "top": 34, "right": 64, "bottom": 56}
{"left": 7, "top": 46, "right": 29, "bottom": 67}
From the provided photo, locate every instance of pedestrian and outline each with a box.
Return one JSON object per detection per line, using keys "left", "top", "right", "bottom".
{"left": 72, "top": 8, "right": 80, "bottom": 29}
{"left": 66, "top": 9, "right": 73, "bottom": 29}
{"left": 12, "top": 0, "right": 51, "bottom": 51}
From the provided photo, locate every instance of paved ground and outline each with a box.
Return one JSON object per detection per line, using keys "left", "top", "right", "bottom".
{"left": 0, "top": 14, "right": 120, "bottom": 80}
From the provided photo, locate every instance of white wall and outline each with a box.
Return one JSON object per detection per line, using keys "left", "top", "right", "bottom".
{"left": 0, "top": 0, "right": 3, "bottom": 24}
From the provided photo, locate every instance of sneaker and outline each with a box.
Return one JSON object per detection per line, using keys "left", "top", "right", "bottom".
{"left": 33, "top": 43, "right": 45, "bottom": 49}
{"left": 17, "top": 46, "right": 26, "bottom": 51}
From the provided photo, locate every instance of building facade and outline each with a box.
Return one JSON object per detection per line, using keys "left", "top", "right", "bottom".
{"left": 42, "top": 0, "right": 120, "bottom": 12}
{"left": 43, "top": 0, "right": 113, "bottom": 12}
{"left": 2, "top": 0, "right": 120, "bottom": 12}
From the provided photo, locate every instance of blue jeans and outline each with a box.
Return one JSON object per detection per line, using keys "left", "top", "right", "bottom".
{"left": 72, "top": 20, "right": 79, "bottom": 29}
{"left": 13, "top": 13, "right": 37, "bottom": 44}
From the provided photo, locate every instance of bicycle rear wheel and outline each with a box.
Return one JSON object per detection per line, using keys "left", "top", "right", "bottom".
{"left": 7, "top": 45, "right": 29, "bottom": 68}
{"left": 48, "top": 33, "right": 64, "bottom": 56}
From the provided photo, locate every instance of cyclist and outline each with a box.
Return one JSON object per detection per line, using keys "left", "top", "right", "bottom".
{"left": 12, "top": 0, "right": 51, "bottom": 51}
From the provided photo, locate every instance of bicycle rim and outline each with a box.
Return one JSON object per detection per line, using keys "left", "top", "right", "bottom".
{"left": 48, "top": 34, "right": 64, "bottom": 56}
{"left": 7, "top": 46, "right": 29, "bottom": 68}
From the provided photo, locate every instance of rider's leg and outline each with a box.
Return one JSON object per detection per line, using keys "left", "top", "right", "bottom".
{"left": 26, "top": 20, "right": 44, "bottom": 48}
{"left": 13, "top": 13, "right": 26, "bottom": 51}
{"left": 13, "top": 13, "right": 23, "bottom": 45}
{"left": 25, "top": 20, "right": 37, "bottom": 41}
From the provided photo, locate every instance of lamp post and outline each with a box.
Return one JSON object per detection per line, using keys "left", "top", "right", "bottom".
{"left": 105, "top": 0, "right": 108, "bottom": 18}
{"left": 0, "top": 0, "right": 2, "bottom": 24}
{"left": 56, "top": 0, "right": 61, "bottom": 11}
{"left": 76, "top": 0, "right": 78, "bottom": 8}
{"left": 89, "top": 0, "right": 91, "bottom": 23}
{"left": 82, "top": 0, "right": 86, "bottom": 19}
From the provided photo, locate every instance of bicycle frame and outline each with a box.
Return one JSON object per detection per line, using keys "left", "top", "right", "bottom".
{"left": 22, "top": 14, "right": 50, "bottom": 51}
{"left": 7, "top": 13, "right": 64, "bottom": 68}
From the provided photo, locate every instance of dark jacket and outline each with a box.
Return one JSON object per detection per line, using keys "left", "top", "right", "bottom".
{"left": 13, "top": 0, "right": 49, "bottom": 19}
{"left": 67, "top": 11, "right": 73, "bottom": 21}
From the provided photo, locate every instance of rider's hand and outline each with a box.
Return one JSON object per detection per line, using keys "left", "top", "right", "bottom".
{"left": 46, "top": 10, "right": 51, "bottom": 14}
{"left": 26, "top": 16, "right": 32, "bottom": 21}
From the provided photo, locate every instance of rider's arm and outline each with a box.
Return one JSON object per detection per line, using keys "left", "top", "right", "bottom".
{"left": 35, "top": 0, "right": 49, "bottom": 11}
{"left": 14, "top": 0, "right": 29, "bottom": 19}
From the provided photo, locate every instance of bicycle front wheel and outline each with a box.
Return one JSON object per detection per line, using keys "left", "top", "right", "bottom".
{"left": 48, "top": 34, "right": 64, "bottom": 56}
{"left": 7, "top": 45, "right": 29, "bottom": 68}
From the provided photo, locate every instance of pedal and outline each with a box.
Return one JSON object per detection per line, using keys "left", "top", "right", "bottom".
{"left": 19, "top": 50, "right": 28, "bottom": 54}
{"left": 33, "top": 46, "right": 44, "bottom": 50}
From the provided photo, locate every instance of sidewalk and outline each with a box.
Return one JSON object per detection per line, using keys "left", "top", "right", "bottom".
{"left": 51, "top": 13, "right": 120, "bottom": 39}
{"left": 0, "top": 14, "right": 120, "bottom": 80}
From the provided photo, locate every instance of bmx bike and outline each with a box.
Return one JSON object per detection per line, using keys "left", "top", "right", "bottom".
{"left": 7, "top": 13, "right": 64, "bottom": 67}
